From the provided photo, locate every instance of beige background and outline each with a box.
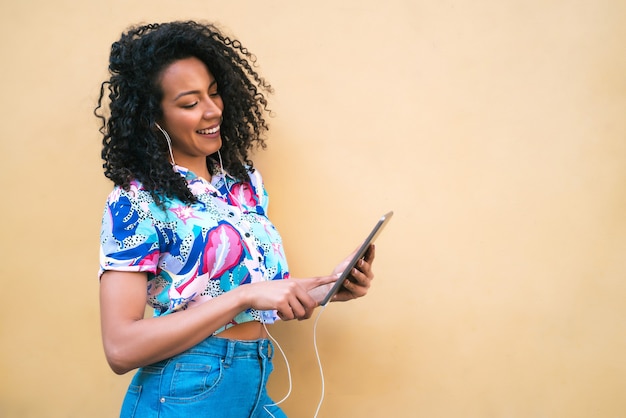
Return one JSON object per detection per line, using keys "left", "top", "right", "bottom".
{"left": 1, "top": 0, "right": 625, "bottom": 417}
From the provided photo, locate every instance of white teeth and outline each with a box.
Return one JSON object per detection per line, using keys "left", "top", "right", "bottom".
{"left": 197, "top": 126, "right": 220, "bottom": 135}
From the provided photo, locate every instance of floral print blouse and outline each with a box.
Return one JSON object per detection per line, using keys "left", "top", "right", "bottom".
{"left": 99, "top": 164, "right": 289, "bottom": 333}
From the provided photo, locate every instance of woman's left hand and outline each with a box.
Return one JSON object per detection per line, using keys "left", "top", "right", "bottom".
{"left": 331, "top": 244, "right": 376, "bottom": 302}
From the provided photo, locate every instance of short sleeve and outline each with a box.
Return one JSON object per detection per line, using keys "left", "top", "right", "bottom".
{"left": 99, "top": 186, "right": 161, "bottom": 278}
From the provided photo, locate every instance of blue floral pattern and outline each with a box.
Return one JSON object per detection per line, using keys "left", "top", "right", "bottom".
{"left": 99, "top": 165, "right": 289, "bottom": 333}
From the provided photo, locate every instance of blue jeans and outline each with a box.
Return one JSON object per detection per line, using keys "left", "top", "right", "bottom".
{"left": 120, "top": 337, "right": 287, "bottom": 418}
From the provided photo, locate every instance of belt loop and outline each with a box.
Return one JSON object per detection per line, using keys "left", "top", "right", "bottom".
{"left": 224, "top": 340, "right": 235, "bottom": 367}
{"left": 257, "top": 340, "right": 264, "bottom": 359}
{"left": 260, "top": 340, "right": 273, "bottom": 360}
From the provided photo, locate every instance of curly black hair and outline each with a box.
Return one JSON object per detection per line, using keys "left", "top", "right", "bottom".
{"left": 94, "top": 21, "right": 273, "bottom": 206}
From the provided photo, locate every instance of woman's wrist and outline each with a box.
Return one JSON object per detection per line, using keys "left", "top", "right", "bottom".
{"left": 230, "top": 284, "right": 254, "bottom": 312}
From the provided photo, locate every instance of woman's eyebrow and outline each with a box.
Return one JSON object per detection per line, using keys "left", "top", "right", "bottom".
{"left": 173, "top": 80, "right": 218, "bottom": 101}
{"left": 174, "top": 90, "right": 200, "bottom": 100}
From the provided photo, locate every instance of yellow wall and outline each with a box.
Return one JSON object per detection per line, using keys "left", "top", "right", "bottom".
{"left": 1, "top": 1, "right": 625, "bottom": 416}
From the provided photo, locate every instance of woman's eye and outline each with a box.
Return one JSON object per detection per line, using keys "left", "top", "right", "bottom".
{"left": 181, "top": 102, "right": 198, "bottom": 109}
{"left": 209, "top": 91, "right": 220, "bottom": 98}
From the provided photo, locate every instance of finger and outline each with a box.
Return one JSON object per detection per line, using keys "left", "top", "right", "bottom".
{"left": 300, "top": 276, "right": 336, "bottom": 291}
{"left": 355, "top": 258, "right": 371, "bottom": 275}
{"left": 343, "top": 277, "right": 368, "bottom": 297}
{"left": 290, "top": 301, "right": 315, "bottom": 320}
{"left": 357, "top": 255, "right": 376, "bottom": 280}
{"left": 353, "top": 260, "right": 372, "bottom": 281}
{"left": 299, "top": 291, "right": 318, "bottom": 316}
{"left": 333, "top": 280, "right": 363, "bottom": 301}
{"left": 277, "top": 306, "right": 294, "bottom": 321}
{"left": 349, "top": 265, "right": 372, "bottom": 288}
{"left": 290, "top": 288, "right": 317, "bottom": 319}
{"left": 364, "top": 244, "right": 376, "bottom": 263}
{"left": 289, "top": 301, "right": 306, "bottom": 319}
{"left": 277, "top": 293, "right": 299, "bottom": 320}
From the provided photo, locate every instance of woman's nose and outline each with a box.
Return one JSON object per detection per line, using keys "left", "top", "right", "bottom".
{"left": 203, "top": 97, "right": 222, "bottom": 119}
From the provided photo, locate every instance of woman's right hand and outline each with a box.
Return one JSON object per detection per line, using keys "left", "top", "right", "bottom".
{"left": 243, "top": 276, "right": 336, "bottom": 321}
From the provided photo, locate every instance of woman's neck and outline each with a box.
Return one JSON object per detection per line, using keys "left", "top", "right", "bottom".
{"left": 177, "top": 159, "right": 212, "bottom": 182}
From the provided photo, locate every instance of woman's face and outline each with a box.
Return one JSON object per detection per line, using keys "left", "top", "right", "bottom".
{"left": 158, "top": 57, "right": 224, "bottom": 171}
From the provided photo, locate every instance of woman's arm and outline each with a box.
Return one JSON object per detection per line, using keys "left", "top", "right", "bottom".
{"left": 99, "top": 271, "right": 335, "bottom": 374}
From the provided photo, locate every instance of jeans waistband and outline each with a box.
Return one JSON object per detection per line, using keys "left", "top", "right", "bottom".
{"left": 143, "top": 337, "right": 274, "bottom": 372}
{"left": 186, "top": 336, "right": 273, "bottom": 364}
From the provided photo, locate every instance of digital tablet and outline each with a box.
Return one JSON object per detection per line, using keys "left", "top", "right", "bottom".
{"left": 319, "top": 211, "right": 394, "bottom": 306}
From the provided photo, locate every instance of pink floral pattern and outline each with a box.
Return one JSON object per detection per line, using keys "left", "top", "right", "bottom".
{"left": 204, "top": 223, "right": 245, "bottom": 279}
{"left": 100, "top": 163, "right": 288, "bottom": 334}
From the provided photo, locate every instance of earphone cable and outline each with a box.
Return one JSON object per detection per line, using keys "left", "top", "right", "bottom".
{"left": 262, "top": 322, "right": 293, "bottom": 417}
{"left": 313, "top": 303, "right": 328, "bottom": 418}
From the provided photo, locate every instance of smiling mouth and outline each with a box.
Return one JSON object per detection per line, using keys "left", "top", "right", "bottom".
{"left": 197, "top": 125, "right": 220, "bottom": 135}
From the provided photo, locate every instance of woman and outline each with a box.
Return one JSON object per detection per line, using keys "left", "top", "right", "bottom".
{"left": 95, "top": 21, "right": 375, "bottom": 417}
